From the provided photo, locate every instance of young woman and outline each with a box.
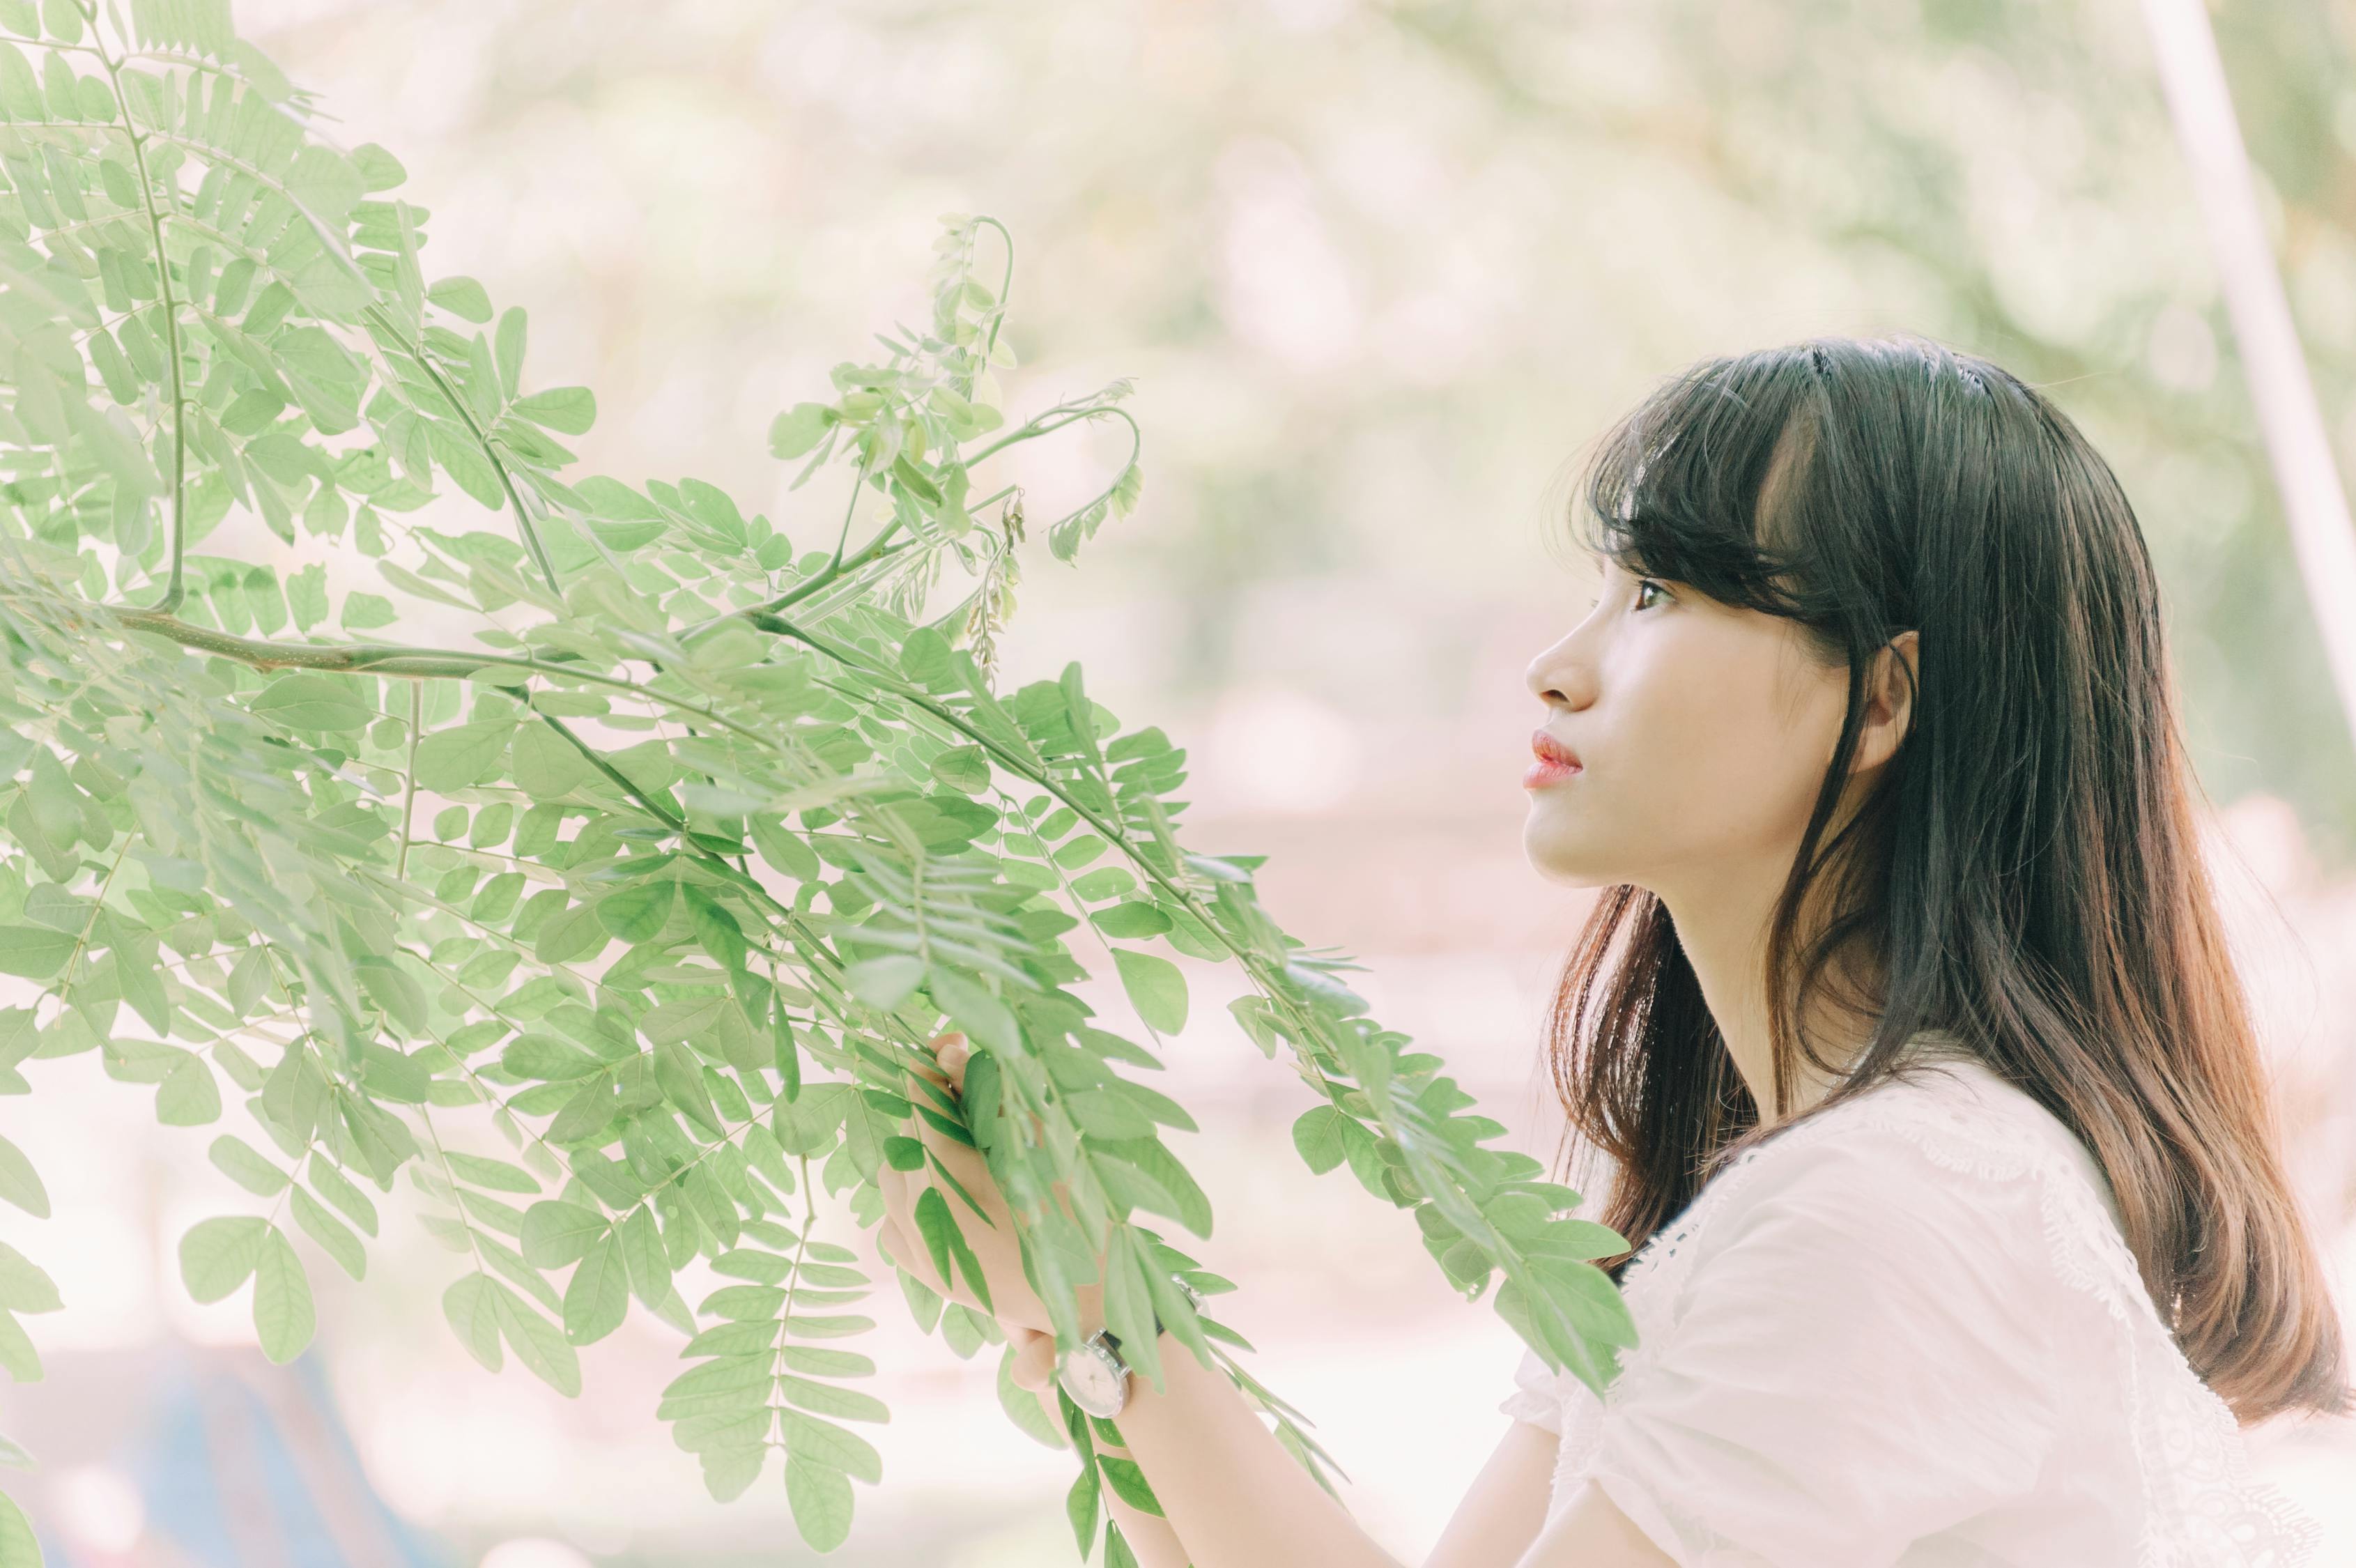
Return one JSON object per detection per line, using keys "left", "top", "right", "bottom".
{"left": 875, "top": 335, "right": 2349, "bottom": 1567}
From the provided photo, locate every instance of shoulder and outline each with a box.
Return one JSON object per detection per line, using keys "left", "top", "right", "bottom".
{"left": 1580, "top": 1056, "right": 2089, "bottom": 1563}
{"left": 1688, "top": 1054, "right": 2100, "bottom": 1289}
{"left": 1735, "top": 1052, "right": 2089, "bottom": 1199}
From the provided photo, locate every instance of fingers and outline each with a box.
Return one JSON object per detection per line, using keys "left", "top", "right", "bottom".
{"left": 877, "top": 1213, "right": 951, "bottom": 1298}
{"left": 875, "top": 1164, "right": 945, "bottom": 1296}
{"left": 875, "top": 1154, "right": 910, "bottom": 1236}
{"left": 1007, "top": 1325, "right": 1058, "bottom": 1392}
{"left": 904, "top": 1030, "right": 965, "bottom": 1098}
{"left": 936, "top": 1033, "right": 970, "bottom": 1093}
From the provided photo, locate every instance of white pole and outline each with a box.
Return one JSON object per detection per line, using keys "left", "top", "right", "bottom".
{"left": 2139, "top": 0, "right": 2356, "bottom": 752}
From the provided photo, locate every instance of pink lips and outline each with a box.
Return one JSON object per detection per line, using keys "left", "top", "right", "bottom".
{"left": 1525, "top": 729, "right": 1583, "bottom": 790}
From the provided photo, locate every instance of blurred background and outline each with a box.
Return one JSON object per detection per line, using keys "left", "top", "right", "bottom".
{"left": 5, "top": 0, "right": 2356, "bottom": 1561}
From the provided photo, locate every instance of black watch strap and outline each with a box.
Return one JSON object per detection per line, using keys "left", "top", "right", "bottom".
{"left": 1097, "top": 1273, "right": 1201, "bottom": 1357}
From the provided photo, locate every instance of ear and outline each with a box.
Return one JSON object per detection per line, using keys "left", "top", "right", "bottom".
{"left": 1851, "top": 629, "right": 1919, "bottom": 774}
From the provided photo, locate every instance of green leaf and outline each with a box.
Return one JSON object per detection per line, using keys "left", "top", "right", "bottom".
{"left": 654, "top": 1040, "right": 725, "bottom": 1137}
{"left": 927, "top": 744, "right": 990, "bottom": 793}
{"left": 748, "top": 815, "right": 820, "bottom": 881}
{"left": 38, "top": 0, "right": 81, "bottom": 45}
{"left": 1112, "top": 948, "right": 1187, "bottom": 1033}
{"left": 779, "top": 1411, "right": 879, "bottom": 1481}
{"left": 999, "top": 1341, "right": 1068, "bottom": 1447}
{"left": 768, "top": 402, "right": 833, "bottom": 459}
{"left": 618, "top": 1205, "right": 671, "bottom": 1309}
{"left": 1291, "top": 1105, "right": 1349, "bottom": 1175}
{"left": 309, "top": 1154, "right": 380, "bottom": 1237}
{"left": 521, "top": 1199, "right": 609, "bottom": 1267}
{"left": 925, "top": 965, "right": 1019, "bottom": 1056}
{"left": 1066, "top": 1444, "right": 1101, "bottom": 1555}
{"left": 252, "top": 1228, "right": 316, "bottom": 1362}
{"left": 286, "top": 563, "right": 329, "bottom": 631}
{"left": 442, "top": 1273, "right": 503, "bottom": 1370}
{"left": 1052, "top": 832, "right": 1108, "bottom": 870}
{"left": 1099, "top": 1230, "right": 1159, "bottom": 1388}
{"left": 842, "top": 955, "right": 924, "bottom": 1010}
{"left": 0, "top": 1311, "right": 39, "bottom": 1383}
{"left": 491, "top": 1278, "right": 581, "bottom": 1394}
{"left": 596, "top": 880, "right": 675, "bottom": 941}
{"left": 502, "top": 1033, "right": 603, "bottom": 1082}
{"left": 913, "top": 1184, "right": 992, "bottom": 1316}
{"left": 784, "top": 1456, "right": 855, "bottom": 1552}
{"left": 178, "top": 1215, "right": 268, "bottom": 1303}
{"left": 428, "top": 275, "right": 494, "bottom": 322}
{"left": 445, "top": 1151, "right": 539, "bottom": 1194}
{"left": 511, "top": 723, "right": 591, "bottom": 798}
{"left": 415, "top": 718, "right": 516, "bottom": 791}
{"left": 252, "top": 673, "right": 374, "bottom": 732}
{"left": 564, "top": 1233, "right": 630, "bottom": 1344}
{"left": 898, "top": 627, "right": 953, "bottom": 686}
{"left": 208, "top": 1135, "right": 288, "bottom": 1197}
{"left": 1092, "top": 902, "right": 1173, "bottom": 939}
{"left": 495, "top": 306, "right": 528, "bottom": 399}
{"left": 0, "top": 1489, "right": 41, "bottom": 1568}
{"left": 291, "top": 1186, "right": 367, "bottom": 1281}
{"left": 340, "top": 591, "right": 396, "bottom": 629}
{"left": 155, "top": 1054, "right": 221, "bottom": 1125}
{"left": 0, "top": 928, "right": 72, "bottom": 981}
{"left": 1098, "top": 1456, "right": 1164, "bottom": 1516}
{"left": 513, "top": 386, "right": 596, "bottom": 434}
{"left": 0, "top": 1135, "right": 44, "bottom": 1219}
{"left": 0, "top": 1242, "right": 57, "bottom": 1317}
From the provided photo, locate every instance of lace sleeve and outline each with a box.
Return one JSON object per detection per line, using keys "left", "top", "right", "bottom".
{"left": 1498, "top": 1343, "right": 1567, "bottom": 1434}
{"left": 1583, "top": 1120, "right": 2067, "bottom": 1567}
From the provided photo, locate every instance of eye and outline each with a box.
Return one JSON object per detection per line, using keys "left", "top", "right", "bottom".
{"left": 1583, "top": 577, "right": 1668, "bottom": 615}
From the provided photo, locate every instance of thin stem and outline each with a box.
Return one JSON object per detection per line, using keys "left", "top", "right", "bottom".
{"left": 973, "top": 215, "right": 1015, "bottom": 376}
{"left": 91, "top": 606, "right": 779, "bottom": 750}
{"left": 59, "top": 832, "right": 137, "bottom": 991}
{"left": 754, "top": 516, "right": 909, "bottom": 622}
{"left": 827, "top": 453, "right": 876, "bottom": 573}
{"left": 86, "top": 20, "right": 190, "bottom": 613}
{"left": 396, "top": 682, "right": 422, "bottom": 877}
{"left": 360, "top": 301, "right": 560, "bottom": 595}
{"left": 419, "top": 1107, "right": 493, "bottom": 1283}
{"left": 962, "top": 402, "right": 1139, "bottom": 472}
{"left": 534, "top": 712, "right": 684, "bottom": 831}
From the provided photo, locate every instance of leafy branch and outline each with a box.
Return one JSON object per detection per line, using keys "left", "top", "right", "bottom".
{"left": 0, "top": 3, "right": 1638, "bottom": 1559}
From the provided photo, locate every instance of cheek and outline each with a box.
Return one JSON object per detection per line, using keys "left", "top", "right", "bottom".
{"left": 1629, "top": 662, "right": 1795, "bottom": 835}
{"left": 1647, "top": 640, "right": 1842, "bottom": 853}
{"left": 1558, "top": 629, "right": 1833, "bottom": 863}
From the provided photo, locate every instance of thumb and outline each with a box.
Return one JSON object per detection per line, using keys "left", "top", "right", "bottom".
{"left": 1008, "top": 1325, "right": 1058, "bottom": 1393}
{"left": 936, "top": 1031, "right": 971, "bottom": 1091}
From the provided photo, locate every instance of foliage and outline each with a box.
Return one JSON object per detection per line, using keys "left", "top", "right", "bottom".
{"left": 0, "top": 0, "right": 1635, "bottom": 1557}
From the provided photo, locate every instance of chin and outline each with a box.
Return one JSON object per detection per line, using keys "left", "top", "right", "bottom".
{"left": 1520, "top": 819, "right": 1615, "bottom": 888}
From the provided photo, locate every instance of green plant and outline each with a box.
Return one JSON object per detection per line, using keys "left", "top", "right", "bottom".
{"left": 0, "top": 0, "right": 1637, "bottom": 1558}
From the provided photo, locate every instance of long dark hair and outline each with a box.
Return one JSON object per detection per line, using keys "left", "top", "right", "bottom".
{"left": 1543, "top": 333, "right": 2348, "bottom": 1426}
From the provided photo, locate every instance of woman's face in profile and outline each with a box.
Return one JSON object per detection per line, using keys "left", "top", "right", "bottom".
{"left": 1519, "top": 554, "right": 1856, "bottom": 902}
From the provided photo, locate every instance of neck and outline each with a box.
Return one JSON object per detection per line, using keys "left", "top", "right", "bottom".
{"left": 1654, "top": 855, "right": 1878, "bottom": 1131}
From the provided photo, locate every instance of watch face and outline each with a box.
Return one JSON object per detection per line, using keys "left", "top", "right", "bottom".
{"left": 1059, "top": 1341, "right": 1127, "bottom": 1418}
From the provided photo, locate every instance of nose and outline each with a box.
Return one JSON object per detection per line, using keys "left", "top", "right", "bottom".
{"left": 1525, "top": 625, "right": 1597, "bottom": 713}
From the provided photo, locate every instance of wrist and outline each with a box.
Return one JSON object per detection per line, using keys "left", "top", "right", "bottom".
{"left": 1073, "top": 1279, "right": 1107, "bottom": 1339}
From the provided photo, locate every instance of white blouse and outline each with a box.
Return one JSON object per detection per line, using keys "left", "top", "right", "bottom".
{"left": 1498, "top": 1047, "right": 2324, "bottom": 1567}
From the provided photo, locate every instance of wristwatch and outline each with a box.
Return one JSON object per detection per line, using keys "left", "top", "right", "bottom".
{"left": 1055, "top": 1273, "right": 1203, "bottom": 1418}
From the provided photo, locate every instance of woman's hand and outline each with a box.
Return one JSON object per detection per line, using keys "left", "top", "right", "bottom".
{"left": 875, "top": 1031, "right": 1093, "bottom": 1338}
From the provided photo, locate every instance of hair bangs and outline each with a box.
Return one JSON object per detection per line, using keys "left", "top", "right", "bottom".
{"left": 1572, "top": 347, "right": 1825, "bottom": 617}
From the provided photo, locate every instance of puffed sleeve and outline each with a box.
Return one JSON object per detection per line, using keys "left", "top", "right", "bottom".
{"left": 1584, "top": 1121, "right": 2068, "bottom": 1567}
{"left": 1498, "top": 1343, "right": 1567, "bottom": 1434}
